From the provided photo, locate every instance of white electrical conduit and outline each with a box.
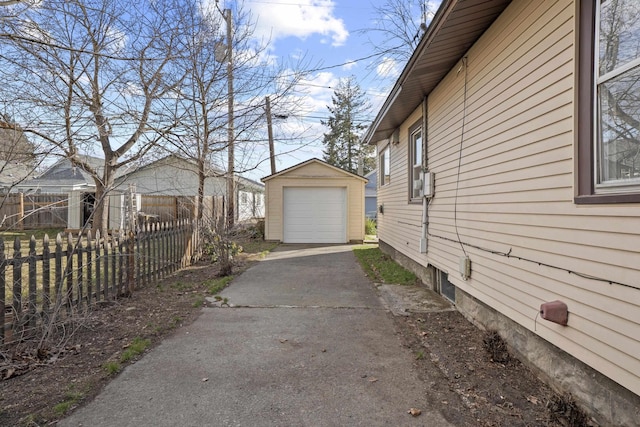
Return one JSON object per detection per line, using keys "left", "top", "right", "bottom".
{"left": 420, "top": 96, "right": 428, "bottom": 252}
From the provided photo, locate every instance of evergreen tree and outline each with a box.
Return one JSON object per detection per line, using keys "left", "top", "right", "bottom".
{"left": 321, "top": 77, "right": 375, "bottom": 175}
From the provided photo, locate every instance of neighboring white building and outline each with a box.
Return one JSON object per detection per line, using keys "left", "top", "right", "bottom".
{"left": 12, "top": 154, "right": 264, "bottom": 229}
{"left": 115, "top": 154, "right": 264, "bottom": 222}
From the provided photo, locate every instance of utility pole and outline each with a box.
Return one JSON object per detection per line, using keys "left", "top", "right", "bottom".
{"left": 266, "top": 96, "right": 276, "bottom": 175}
{"left": 225, "top": 7, "right": 235, "bottom": 229}
{"left": 216, "top": 1, "right": 235, "bottom": 229}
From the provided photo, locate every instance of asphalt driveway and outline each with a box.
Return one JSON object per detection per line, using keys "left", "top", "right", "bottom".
{"left": 60, "top": 244, "right": 453, "bottom": 427}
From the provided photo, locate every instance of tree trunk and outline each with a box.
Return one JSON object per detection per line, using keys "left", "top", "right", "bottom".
{"left": 197, "top": 160, "right": 205, "bottom": 222}
{"left": 92, "top": 165, "right": 115, "bottom": 238}
{"left": 91, "top": 181, "right": 109, "bottom": 238}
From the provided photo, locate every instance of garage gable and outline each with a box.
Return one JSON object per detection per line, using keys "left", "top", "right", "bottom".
{"left": 262, "top": 158, "right": 366, "bottom": 182}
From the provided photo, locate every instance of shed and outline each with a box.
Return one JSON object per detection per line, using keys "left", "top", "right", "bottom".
{"left": 262, "top": 158, "right": 366, "bottom": 243}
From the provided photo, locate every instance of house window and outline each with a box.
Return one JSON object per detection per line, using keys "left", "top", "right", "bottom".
{"left": 409, "top": 121, "right": 423, "bottom": 201}
{"left": 577, "top": 0, "right": 640, "bottom": 203}
{"left": 380, "top": 145, "right": 390, "bottom": 186}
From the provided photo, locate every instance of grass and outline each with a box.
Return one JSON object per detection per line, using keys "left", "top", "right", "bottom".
{"left": 0, "top": 228, "right": 65, "bottom": 242}
{"left": 52, "top": 389, "right": 84, "bottom": 415}
{"left": 171, "top": 281, "right": 191, "bottom": 291}
{"left": 205, "top": 275, "right": 234, "bottom": 295}
{"left": 103, "top": 361, "right": 121, "bottom": 375}
{"left": 120, "top": 337, "right": 151, "bottom": 363}
{"left": 353, "top": 244, "right": 418, "bottom": 286}
{"left": 169, "top": 316, "right": 183, "bottom": 329}
{"left": 192, "top": 295, "right": 205, "bottom": 307}
{"left": 240, "top": 240, "right": 279, "bottom": 257}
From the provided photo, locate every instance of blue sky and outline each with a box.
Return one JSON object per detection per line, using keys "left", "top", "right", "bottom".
{"left": 219, "top": 0, "right": 439, "bottom": 180}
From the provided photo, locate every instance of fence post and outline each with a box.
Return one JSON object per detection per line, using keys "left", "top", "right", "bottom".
{"left": 76, "top": 234, "right": 83, "bottom": 310}
{"left": 111, "top": 234, "right": 117, "bottom": 297}
{"left": 12, "top": 237, "right": 22, "bottom": 334}
{"left": 170, "top": 221, "right": 176, "bottom": 273}
{"left": 42, "top": 234, "right": 50, "bottom": 320}
{"left": 136, "top": 226, "right": 142, "bottom": 287}
{"left": 86, "top": 230, "right": 93, "bottom": 306}
{"left": 0, "top": 237, "right": 5, "bottom": 343}
{"left": 54, "top": 233, "right": 63, "bottom": 313}
{"left": 127, "top": 229, "right": 135, "bottom": 295}
{"left": 65, "top": 233, "right": 74, "bottom": 313}
{"left": 117, "top": 230, "right": 125, "bottom": 296}
{"left": 152, "top": 222, "right": 158, "bottom": 283}
{"left": 105, "top": 232, "right": 112, "bottom": 300}
{"left": 18, "top": 193, "right": 24, "bottom": 230}
{"left": 28, "top": 236, "right": 37, "bottom": 329}
{"left": 95, "top": 230, "right": 102, "bottom": 302}
{"left": 162, "top": 222, "right": 169, "bottom": 278}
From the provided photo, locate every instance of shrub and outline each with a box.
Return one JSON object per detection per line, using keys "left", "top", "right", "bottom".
{"left": 365, "top": 218, "right": 377, "bottom": 235}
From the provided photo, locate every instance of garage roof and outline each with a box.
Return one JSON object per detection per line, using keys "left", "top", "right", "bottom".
{"left": 261, "top": 158, "right": 368, "bottom": 182}
{"left": 364, "top": 0, "right": 512, "bottom": 145}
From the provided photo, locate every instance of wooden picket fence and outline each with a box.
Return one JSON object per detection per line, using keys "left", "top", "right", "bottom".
{"left": 0, "top": 220, "right": 198, "bottom": 345}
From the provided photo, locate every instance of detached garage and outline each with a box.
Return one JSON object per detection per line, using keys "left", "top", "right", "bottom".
{"left": 262, "top": 159, "right": 367, "bottom": 243}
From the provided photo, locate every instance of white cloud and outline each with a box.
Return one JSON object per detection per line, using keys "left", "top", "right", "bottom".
{"left": 376, "top": 56, "right": 401, "bottom": 79}
{"left": 248, "top": 0, "right": 349, "bottom": 47}
{"left": 342, "top": 60, "right": 357, "bottom": 71}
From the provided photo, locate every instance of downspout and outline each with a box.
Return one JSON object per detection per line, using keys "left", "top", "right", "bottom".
{"left": 420, "top": 96, "right": 429, "bottom": 253}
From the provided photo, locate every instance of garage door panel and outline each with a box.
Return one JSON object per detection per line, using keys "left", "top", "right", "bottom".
{"left": 283, "top": 187, "right": 346, "bottom": 243}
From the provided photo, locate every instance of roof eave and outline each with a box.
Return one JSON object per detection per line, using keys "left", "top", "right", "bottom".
{"left": 364, "top": 0, "right": 512, "bottom": 145}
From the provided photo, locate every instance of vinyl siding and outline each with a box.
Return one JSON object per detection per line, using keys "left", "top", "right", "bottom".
{"left": 376, "top": 108, "right": 425, "bottom": 258}
{"left": 376, "top": 0, "right": 640, "bottom": 396}
{"left": 114, "top": 157, "right": 227, "bottom": 197}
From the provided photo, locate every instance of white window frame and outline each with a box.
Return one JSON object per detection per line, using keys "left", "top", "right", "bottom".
{"left": 380, "top": 144, "right": 390, "bottom": 187}
{"left": 409, "top": 122, "right": 423, "bottom": 202}
{"left": 594, "top": 0, "right": 640, "bottom": 193}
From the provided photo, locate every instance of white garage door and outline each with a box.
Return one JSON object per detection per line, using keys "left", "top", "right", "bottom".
{"left": 283, "top": 187, "right": 347, "bottom": 243}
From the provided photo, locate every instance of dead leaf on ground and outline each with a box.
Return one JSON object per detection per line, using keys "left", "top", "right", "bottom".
{"left": 368, "top": 377, "right": 378, "bottom": 383}
{"left": 279, "top": 338, "right": 288, "bottom": 343}
{"left": 408, "top": 408, "right": 422, "bottom": 417}
{"left": 527, "top": 395, "right": 539, "bottom": 405}
{"left": 3, "top": 367, "right": 16, "bottom": 380}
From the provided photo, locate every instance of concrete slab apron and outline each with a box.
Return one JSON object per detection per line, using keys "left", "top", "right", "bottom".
{"left": 61, "top": 244, "right": 453, "bottom": 427}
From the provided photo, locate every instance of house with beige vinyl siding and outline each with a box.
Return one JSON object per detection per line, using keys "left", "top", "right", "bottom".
{"left": 364, "top": 0, "right": 640, "bottom": 424}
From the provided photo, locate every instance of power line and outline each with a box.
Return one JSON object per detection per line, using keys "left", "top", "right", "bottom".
{"left": 279, "top": 44, "right": 404, "bottom": 79}
{"left": 245, "top": 0, "right": 368, "bottom": 10}
{"left": 426, "top": 232, "right": 638, "bottom": 291}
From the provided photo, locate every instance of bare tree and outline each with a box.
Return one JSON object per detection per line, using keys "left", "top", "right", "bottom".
{"left": 358, "top": 0, "right": 441, "bottom": 72}
{"left": 0, "top": 0, "right": 189, "bottom": 235}
{"left": 164, "top": 0, "right": 306, "bottom": 224}
{"left": 0, "top": 0, "right": 36, "bottom": 8}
